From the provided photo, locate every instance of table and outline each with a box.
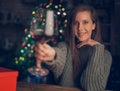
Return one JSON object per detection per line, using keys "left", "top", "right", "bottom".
{"left": 17, "top": 82, "right": 81, "bottom": 91}
{"left": 17, "top": 82, "right": 113, "bottom": 91}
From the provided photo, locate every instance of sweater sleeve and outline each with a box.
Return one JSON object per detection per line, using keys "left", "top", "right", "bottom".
{"left": 80, "top": 44, "right": 112, "bottom": 91}
{"left": 45, "top": 42, "right": 68, "bottom": 79}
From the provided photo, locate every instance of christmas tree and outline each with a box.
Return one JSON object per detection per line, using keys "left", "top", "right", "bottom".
{"left": 8, "top": 0, "right": 68, "bottom": 80}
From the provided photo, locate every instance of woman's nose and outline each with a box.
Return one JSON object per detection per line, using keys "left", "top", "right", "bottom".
{"left": 78, "top": 24, "right": 83, "bottom": 31}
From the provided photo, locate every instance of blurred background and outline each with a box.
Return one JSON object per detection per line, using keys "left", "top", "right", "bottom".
{"left": 0, "top": 0, "right": 120, "bottom": 90}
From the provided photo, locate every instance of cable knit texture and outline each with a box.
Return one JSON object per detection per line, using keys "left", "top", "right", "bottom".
{"left": 45, "top": 42, "right": 112, "bottom": 91}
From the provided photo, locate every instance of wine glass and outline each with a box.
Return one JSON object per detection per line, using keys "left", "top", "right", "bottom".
{"left": 27, "top": 8, "right": 58, "bottom": 84}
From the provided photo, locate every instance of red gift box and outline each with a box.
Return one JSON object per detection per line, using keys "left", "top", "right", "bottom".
{"left": 0, "top": 67, "right": 18, "bottom": 91}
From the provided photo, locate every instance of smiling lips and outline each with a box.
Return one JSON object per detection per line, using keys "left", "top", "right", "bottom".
{"left": 78, "top": 31, "right": 87, "bottom": 37}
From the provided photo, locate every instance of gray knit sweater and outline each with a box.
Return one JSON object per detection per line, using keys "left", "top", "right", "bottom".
{"left": 45, "top": 42, "right": 112, "bottom": 91}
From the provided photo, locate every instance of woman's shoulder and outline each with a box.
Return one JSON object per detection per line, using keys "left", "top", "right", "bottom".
{"left": 92, "top": 44, "right": 111, "bottom": 53}
{"left": 92, "top": 43, "right": 104, "bottom": 48}
{"left": 53, "top": 42, "right": 68, "bottom": 52}
{"left": 57, "top": 42, "right": 68, "bottom": 47}
{"left": 104, "top": 49, "right": 112, "bottom": 64}
{"left": 57, "top": 41, "right": 66, "bottom": 45}
{"left": 92, "top": 44, "right": 112, "bottom": 62}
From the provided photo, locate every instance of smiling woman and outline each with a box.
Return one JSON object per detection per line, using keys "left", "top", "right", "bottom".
{"left": 34, "top": 4, "right": 112, "bottom": 91}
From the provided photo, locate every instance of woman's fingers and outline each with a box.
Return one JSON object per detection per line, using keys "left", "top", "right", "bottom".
{"left": 35, "top": 43, "right": 55, "bottom": 61}
{"left": 35, "top": 50, "right": 46, "bottom": 61}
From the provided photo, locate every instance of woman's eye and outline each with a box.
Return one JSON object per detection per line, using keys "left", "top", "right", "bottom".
{"left": 83, "top": 21, "right": 88, "bottom": 25}
{"left": 73, "top": 21, "right": 79, "bottom": 26}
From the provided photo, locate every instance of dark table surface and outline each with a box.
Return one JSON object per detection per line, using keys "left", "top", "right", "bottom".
{"left": 17, "top": 82, "right": 81, "bottom": 91}
{"left": 17, "top": 82, "right": 113, "bottom": 91}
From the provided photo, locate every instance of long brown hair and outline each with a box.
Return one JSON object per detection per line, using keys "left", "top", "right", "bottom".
{"left": 65, "top": 4, "right": 101, "bottom": 82}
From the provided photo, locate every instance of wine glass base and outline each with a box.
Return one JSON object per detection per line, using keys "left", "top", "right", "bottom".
{"left": 28, "top": 66, "right": 49, "bottom": 77}
{"left": 27, "top": 66, "right": 49, "bottom": 84}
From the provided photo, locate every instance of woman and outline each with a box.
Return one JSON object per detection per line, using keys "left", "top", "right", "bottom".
{"left": 35, "top": 4, "right": 112, "bottom": 91}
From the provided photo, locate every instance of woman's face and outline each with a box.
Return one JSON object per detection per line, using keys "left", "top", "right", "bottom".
{"left": 73, "top": 11, "right": 96, "bottom": 42}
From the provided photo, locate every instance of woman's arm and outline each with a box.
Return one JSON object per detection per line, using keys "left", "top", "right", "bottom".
{"left": 45, "top": 42, "right": 68, "bottom": 79}
{"left": 80, "top": 44, "right": 112, "bottom": 91}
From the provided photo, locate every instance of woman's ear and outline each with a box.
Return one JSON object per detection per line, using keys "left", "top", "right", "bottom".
{"left": 92, "top": 23, "right": 96, "bottom": 30}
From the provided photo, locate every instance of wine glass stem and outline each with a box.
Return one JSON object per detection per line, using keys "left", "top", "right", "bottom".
{"left": 36, "top": 60, "right": 42, "bottom": 68}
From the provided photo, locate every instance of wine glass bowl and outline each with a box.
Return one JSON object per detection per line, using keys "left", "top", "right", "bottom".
{"left": 30, "top": 8, "right": 58, "bottom": 41}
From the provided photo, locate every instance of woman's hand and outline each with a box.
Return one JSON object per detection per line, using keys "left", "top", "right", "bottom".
{"left": 77, "top": 39, "right": 100, "bottom": 48}
{"left": 35, "top": 42, "right": 56, "bottom": 62}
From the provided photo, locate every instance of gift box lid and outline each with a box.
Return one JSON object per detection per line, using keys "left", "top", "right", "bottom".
{"left": 0, "top": 67, "right": 18, "bottom": 77}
